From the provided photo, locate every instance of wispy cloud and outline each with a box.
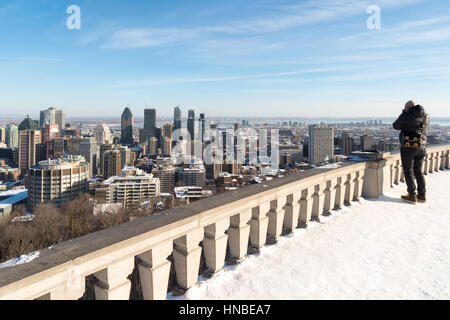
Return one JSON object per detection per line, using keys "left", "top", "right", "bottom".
{"left": 97, "top": 0, "right": 425, "bottom": 50}
{"left": 0, "top": 57, "right": 63, "bottom": 62}
{"left": 109, "top": 66, "right": 350, "bottom": 88}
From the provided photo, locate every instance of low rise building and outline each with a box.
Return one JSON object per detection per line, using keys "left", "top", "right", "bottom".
{"left": 94, "top": 167, "right": 160, "bottom": 208}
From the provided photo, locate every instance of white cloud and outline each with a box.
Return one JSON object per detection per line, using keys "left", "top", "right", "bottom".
{"left": 98, "top": 0, "right": 426, "bottom": 50}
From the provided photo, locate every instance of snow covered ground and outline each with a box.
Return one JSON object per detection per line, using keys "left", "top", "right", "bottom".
{"left": 170, "top": 170, "right": 450, "bottom": 300}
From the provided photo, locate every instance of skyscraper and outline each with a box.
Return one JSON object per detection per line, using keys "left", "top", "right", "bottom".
{"left": 174, "top": 106, "right": 182, "bottom": 131}
{"left": 0, "top": 127, "right": 5, "bottom": 145}
{"left": 144, "top": 109, "right": 157, "bottom": 142}
{"left": 19, "top": 116, "right": 39, "bottom": 131}
{"left": 40, "top": 107, "right": 65, "bottom": 131}
{"left": 103, "top": 149, "right": 122, "bottom": 179}
{"left": 199, "top": 113, "right": 205, "bottom": 142}
{"left": 93, "top": 123, "right": 111, "bottom": 145}
{"left": 80, "top": 137, "right": 99, "bottom": 177}
{"left": 162, "top": 123, "right": 173, "bottom": 138}
{"left": 308, "top": 124, "right": 334, "bottom": 165}
{"left": 187, "top": 109, "right": 195, "bottom": 141}
{"left": 99, "top": 143, "right": 113, "bottom": 176}
{"left": 18, "top": 129, "right": 42, "bottom": 169}
{"left": 120, "top": 107, "right": 134, "bottom": 145}
{"left": 5, "top": 124, "right": 19, "bottom": 148}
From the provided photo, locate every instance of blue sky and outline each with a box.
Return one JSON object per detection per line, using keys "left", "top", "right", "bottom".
{"left": 0, "top": 0, "right": 450, "bottom": 118}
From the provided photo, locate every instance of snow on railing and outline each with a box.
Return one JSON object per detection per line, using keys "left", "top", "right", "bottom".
{"left": 0, "top": 145, "right": 449, "bottom": 300}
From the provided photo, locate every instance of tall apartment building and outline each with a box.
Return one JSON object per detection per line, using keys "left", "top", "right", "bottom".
{"left": 5, "top": 124, "right": 19, "bottom": 148}
{"left": 99, "top": 143, "right": 113, "bottom": 176}
{"left": 152, "top": 166, "right": 176, "bottom": 193}
{"left": 148, "top": 137, "right": 158, "bottom": 154}
{"left": 144, "top": 109, "right": 157, "bottom": 142}
{"left": 27, "top": 157, "right": 89, "bottom": 209}
{"left": 120, "top": 107, "right": 134, "bottom": 145}
{"left": 95, "top": 167, "right": 160, "bottom": 208}
{"left": 40, "top": 107, "right": 65, "bottom": 131}
{"left": 103, "top": 149, "right": 122, "bottom": 179}
{"left": 161, "top": 137, "right": 172, "bottom": 155}
{"left": 18, "top": 129, "right": 42, "bottom": 169}
{"left": 308, "top": 124, "right": 334, "bottom": 165}
{"left": 177, "top": 166, "right": 206, "bottom": 187}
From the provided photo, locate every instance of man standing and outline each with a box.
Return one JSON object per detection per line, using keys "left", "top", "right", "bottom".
{"left": 393, "top": 100, "right": 429, "bottom": 204}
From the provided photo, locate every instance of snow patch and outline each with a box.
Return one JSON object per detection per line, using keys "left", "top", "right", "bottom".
{"left": 0, "top": 251, "right": 40, "bottom": 269}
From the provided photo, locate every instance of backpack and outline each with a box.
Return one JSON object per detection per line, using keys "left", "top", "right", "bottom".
{"left": 403, "top": 132, "right": 422, "bottom": 148}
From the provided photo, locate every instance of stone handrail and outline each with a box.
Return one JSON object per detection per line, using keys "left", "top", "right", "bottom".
{"left": 0, "top": 145, "right": 449, "bottom": 300}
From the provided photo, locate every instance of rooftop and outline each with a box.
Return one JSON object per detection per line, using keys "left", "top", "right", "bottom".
{"left": 173, "top": 170, "right": 450, "bottom": 300}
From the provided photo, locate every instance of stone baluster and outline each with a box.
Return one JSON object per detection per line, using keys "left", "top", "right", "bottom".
{"left": 323, "top": 178, "right": 338, "bottom": 216}
{"left": 423, "top": 154, "right": 429, "bottom": 175}
{"left": 440, "top": 150, "right": 446, "bottom": 170}
{"left": 173, "top": 228, "right": 203, "bottom": 292}
{"left": 311, "top": 183, "right": 326, "bottom": 222}
{"left": 353, "top": 170, "right": 365, "bottom": 201}
{"left": 137, "top": 241, "right": 172, "bottom": 300}
{"left": 228, "top": 210, "right": 252, "bottom": 262}
{"left": 344, "top": 172, "right": 356, "bottom": 206}
{"left": 444, "top": 150, "right": 450, "bottom": 169}
{"left": 299, "top": 186, "right": 314, "bottom": 228}
{"left": 267, "top": 197, "right": 287, "bottom": 244}
{"left": 434, "top": 152, "right": 440, "bottom": 172}
{"left": 203, "top": 218, "right": 230, "bottom": 275}
{"left": 249, "top": 203, "right": 270, "bottom": 251}
{"left": 283, "top": 193, "right": 300, "bottom": 233}
{"left": 335, "top": 177, "right": 346, "bottom": 208}
{"left": 93, "top": 257, "right": 135, "bottom": 300}
{"left": 428, "top": 152, "right": 434, "bottom": 174}
{"left": 393, "top": 160, "right": 401, "bottom": 185}
{"left": 437, "top": 151, "right": 443, "bottom": 171}
{"left": 389, "top": 163, "right": 394, "bottom": 187}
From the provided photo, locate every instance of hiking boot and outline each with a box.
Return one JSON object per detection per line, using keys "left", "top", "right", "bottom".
{"left": 417, "top": 194, "right": 426, "bottom": 203}
{"left": 401, "top": 193, "right": 417, "bottom": 204}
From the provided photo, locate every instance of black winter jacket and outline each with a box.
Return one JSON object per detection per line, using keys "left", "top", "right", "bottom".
{"left": 392, "top": 105, "right": 429, "bottom": 147}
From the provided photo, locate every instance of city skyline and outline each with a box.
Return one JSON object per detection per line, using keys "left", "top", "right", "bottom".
{"left": 1, "top": 0, "right": 450, "bottom": 118}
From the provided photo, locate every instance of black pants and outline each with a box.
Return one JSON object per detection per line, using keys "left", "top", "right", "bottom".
{"left": 400, "top": 147, "right": 426, "bottom": 195}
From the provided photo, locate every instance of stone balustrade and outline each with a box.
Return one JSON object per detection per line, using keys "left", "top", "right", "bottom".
{"left": 1, "top": 145, "right": 449, "bottom": 300}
